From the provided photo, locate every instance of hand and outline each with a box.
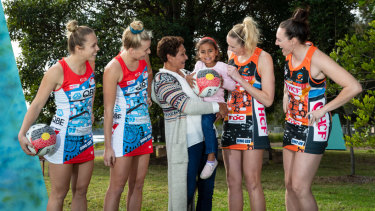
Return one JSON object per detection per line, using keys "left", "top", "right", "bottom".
{"left": 218, "top": 102, "right": 229, "bottom": 118}
{"left": 185, "top": 73, "right": 196, "bottom": 88}
{"left": 227, "top": 65, "right": 241, "bottom": 82}
{"left": 18, "top": 133, "right": 35, "bottom": 156}
{"left": 147, "top": 96, "right": 152, "bottom": 106}
{"left": 103, "top": 147, "right": 116, "bottom": 167}
{"left": 306, "top": 107, "right": 327, "bottom": 126}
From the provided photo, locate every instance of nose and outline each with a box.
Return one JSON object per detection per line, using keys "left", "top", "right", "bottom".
{"left": 96, "top": 45, "right": 100, "bottom": 51}
{"left": 147, "top": 48, "right": 151, "bottom": 54}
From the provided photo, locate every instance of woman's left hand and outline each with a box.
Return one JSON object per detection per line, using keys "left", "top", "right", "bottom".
{"left": 306, "top": 107, "right": 327, "bottom": 125}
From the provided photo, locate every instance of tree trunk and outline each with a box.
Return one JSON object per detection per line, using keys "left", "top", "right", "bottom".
{"left": 347, "top": 118, "right": 355, "bottom": 175}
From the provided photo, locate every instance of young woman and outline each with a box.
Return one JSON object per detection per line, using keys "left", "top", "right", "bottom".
{"left": 18, "top": 20, "right": 99, "bottom": 210}
{"left": 222, "top": 17, "right": 275, "bottom": 211}
{"left": 275, "top": 8, "right": 362, "bottom": 210}
{"left": 102, "top": 20, "right": 153, "bottom": 211}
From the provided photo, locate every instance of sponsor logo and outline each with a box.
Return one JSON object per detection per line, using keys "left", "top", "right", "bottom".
{"left": 127, "top": 79, "right": 135, "bottom": 85}
{"left": 52, "top": 116, "right": 65, "bottom": 126}
{"left": 228, "top": 114, "right": 246, "bottom": 124}
{"left": 312, "top": 101, "right": 329, "bottom": 141}
{"left": 285, "top": 82, "right": 302, "bottom": 95}
{"left": 296, "top": 72, "right": 303, "bottom": 83}
{"left": 114, "top": 105, "right": 121, "bottom": 113}
{"left": 57, "top": 109, "right": 63, "bottom": 117}
{"left": 113, "top": 113, "right": 122, "bottom": 119}
{"left": 80, "top": 77, "right": 87, "bottom": 82}
{"left": 236, "top": 138, "right": 252, "bottom": 144}
{"left": 291, "top": 138, "right": 305, "bottom": 147}
{"left": 254, "top": 99, "right": 268, "bottom": 136}
{"left": 89, "top": 78, "right": 95, "bottom": 86}
{"left": 69, "top": 84, "right": 80, "bottom": 90}
{"left": 71, "top": 87, "right": 95, "bottom": 100}
{"left": 287, "top": 117, "right": 302, "bottom": 125}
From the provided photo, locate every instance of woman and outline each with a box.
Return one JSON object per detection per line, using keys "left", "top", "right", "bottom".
{"left": 152, "top": 36, "right": 228, "bottom": 211}
{"left": 222, "top": 16, "right": 275, "bottom": 211}
{"left": 18, "top": 20, "right": 99, "bottom": 210}
{"left": 103, "top": 20, "right": 153, "bottom": 211}
{"left": 275, "top": 8, "right": 362, "bottom": 210}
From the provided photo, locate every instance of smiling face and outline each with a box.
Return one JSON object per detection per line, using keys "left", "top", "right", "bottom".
{"left": 167, "top": 44, "right": 188, "bottom": 70}
{"left": 226, "top": 35, "right": 245, "bottom": 56}
{"left": 131, "top": 39, "right": 151, "bottom": 60}
{"left": 78, "top": 33, "right": 99, "bottom": 61}
{"left": 198, "top": 43, "right": 218, "bottom": 67}
{"left": 275, "top": 27, "right": 294, "bottom": 56}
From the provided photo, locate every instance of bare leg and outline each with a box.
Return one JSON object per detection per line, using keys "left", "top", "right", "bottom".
{"left": 103, "top": 156, "right": 133, "bottom": 211}
{"left": 283, "top": 149, "right": 300, "bottom": 211}
{"left": 243, "top": 149, "right": 266, "bottom": 211}
{"left": 47, "top": 163, "right": 73, "bottom": 211}
{"left": 127, "top": 154, "right": 150, "bottom": 211}
{"left": 291, "top": 152, "right": 323, "bottom": 211}
{"left": 223, "top": 149, "right": 243, "bottom": 211}
{"left": 70, "top": 160, "right": 94, "bottom": 211}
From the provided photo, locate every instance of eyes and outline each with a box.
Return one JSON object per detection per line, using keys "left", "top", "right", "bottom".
{"left": 199, "top": 49, "right": 214, "bottom": 54}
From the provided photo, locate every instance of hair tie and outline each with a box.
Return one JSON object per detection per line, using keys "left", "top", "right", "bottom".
{"left": 201, "top": 37, "right": 218, "bottom": 46}
{"left": 130, "top": 26, "right": 144, "bottom": 34}
{"left": 231, "top": 30, "right": 245, "bottom": 42}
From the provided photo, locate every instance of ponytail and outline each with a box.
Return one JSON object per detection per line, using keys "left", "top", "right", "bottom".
{"left": 228, "top": 17, "right": 259, "bottom": 53}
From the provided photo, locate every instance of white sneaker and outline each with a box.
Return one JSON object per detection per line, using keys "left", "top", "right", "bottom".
{"left": 200, "top": 159, "right": 218, "bottom": 179}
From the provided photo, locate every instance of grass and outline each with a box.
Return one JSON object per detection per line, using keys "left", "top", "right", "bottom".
{"left": 42, "top": 147, "right": 375, "bottom": 210}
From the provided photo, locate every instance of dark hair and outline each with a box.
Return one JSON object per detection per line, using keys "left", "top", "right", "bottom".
{"left": 157, "top": 36, "right": 184, "bottom": 62}
{"left": 66, "top": 20, "right": 95, "bottom": 54}
{"left": 279, "top": 8, "right": 310, "bottom": 43}
{"left": 195, "top": 37, "right": 221, "bottom": 62}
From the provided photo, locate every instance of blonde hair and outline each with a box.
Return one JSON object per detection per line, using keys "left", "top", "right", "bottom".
{"left": 228, "top": 17, "right": 259, "bottom": 53}
{"left": 66, "top": 20, "right": 95, "bottom": 54}
{"left": 122, "top": 20, "right": 152, "bottom": 50}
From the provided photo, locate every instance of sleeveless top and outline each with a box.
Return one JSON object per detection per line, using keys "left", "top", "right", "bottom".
{"left": 284, "top": 43, "right": 330, "bottom": 140}
{"left": 45, "top": 58, "right": 95, "bottom": 164}
{"left": 221, "top": 48, "right": 269, "bottom": 150}
{"left": 111, "top": 54, "right": 153, "bottom": 157}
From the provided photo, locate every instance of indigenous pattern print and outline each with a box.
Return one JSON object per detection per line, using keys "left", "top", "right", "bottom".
{"left": 111, "top": 54, "right": 153, "bottom": 157}
{"left": 221, "top": 48, "right": 270, "bottom": 150}
{"left": 45, "top": 58, "right": 95, "bottom": 164}
{"left": 283, "top": 43, "right": 331, "bottom": 154}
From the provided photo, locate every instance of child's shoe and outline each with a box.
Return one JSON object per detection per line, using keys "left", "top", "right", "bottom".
{"left": 200, "top": 159, "right": 218, "bottom": 179}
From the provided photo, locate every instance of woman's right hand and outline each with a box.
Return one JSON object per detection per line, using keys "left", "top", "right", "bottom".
{"left": 103, "top": 147, "right": 116, "bottom": 167}
{"left": 185, "top": 73, "right": 196, "bottom": 88}
{"left": 18, "top": 133, "right": 35, "bottom": 156}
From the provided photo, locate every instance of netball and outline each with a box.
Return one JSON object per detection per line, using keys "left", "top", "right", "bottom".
{"left": 26, "top": 124, "right": 57, "bottom": 156}
{"left": 192, "top": 68, "right": 222, "bottom": 97}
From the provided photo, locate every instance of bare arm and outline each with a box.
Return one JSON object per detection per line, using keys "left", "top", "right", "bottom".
{"left": 283, "top": 84, "right": 288, "bottom": 113}
{"left": 306, "top": 49, "right": 362, "bottom": 124}
{"left": 103, "top": 60, "right": 122, "bottom": 167}
{"left": 227, "top": 51, "right": 275, "bottom": 107}
{"left": 18, "top": 64, "right": 63, "bottom": 155}
{"left": 145, "top": 55, "right": 153, "bottom": 106}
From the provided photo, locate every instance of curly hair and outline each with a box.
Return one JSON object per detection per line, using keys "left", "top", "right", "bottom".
{"left": 157, "top": 36, "right": 184, "bottom": 62}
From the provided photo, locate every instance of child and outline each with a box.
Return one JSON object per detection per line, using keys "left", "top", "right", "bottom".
{"left": 187, "top": 37, "right": 236, "bottom": 179}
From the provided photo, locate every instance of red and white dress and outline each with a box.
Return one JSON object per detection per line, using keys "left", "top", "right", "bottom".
{"left": 45, "top": 58, "right": 95, "bottom": 164}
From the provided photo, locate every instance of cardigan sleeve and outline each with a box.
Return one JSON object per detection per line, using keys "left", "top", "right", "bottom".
{"left": 154, "top": 73, "right": 218, "bottom": 115}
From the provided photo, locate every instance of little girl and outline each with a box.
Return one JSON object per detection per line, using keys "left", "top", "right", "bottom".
{"left": 187, "top": 37, "right": 236, "bottom": 179}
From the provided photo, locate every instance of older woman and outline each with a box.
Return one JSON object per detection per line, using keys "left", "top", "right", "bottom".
{"left": 152, "top": 36, "right": 228, "bottom": 211}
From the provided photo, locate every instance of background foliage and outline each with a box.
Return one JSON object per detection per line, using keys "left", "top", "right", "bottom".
{"left": 4, "top": 0, "right": 365, "bottom": 141}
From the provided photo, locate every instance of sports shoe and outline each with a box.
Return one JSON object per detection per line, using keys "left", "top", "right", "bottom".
{"left": 200, "top": 159, "right": 218, "bottom": 179}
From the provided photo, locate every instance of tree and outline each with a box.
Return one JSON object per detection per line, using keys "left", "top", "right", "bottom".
{"left": 4, "top": 0, "right": 357, "bottom": 140}
{"left": 330, "top": 20, "right": 375, "bottom": 175}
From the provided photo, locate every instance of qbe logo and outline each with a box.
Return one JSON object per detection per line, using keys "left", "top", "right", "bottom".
{"left": 228, "top": 114, "right": 246, "bottom": 124}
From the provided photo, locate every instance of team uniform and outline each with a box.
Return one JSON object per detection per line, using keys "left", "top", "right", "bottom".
{"left": 45, "top": 58, "right": 95, "bottom": 164}
{"left": 111, "top": 54, "right": 153, "bottom": 157}
{"left": 283, "top": 43, "right": 331, "bottom": 154}
{"left": 221, "top": 48, "right": 270, "bottom": 150}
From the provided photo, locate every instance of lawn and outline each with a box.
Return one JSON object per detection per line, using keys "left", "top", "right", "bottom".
{"left": 42, "top": 147, "right": 375, "bottom": 210}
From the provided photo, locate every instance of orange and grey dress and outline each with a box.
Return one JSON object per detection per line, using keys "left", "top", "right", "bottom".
{"left": 283, "top": 43, "right": 331, "bottom": 154}
{"left": 221, "top": 48, "right": 270, "bottom": 150}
